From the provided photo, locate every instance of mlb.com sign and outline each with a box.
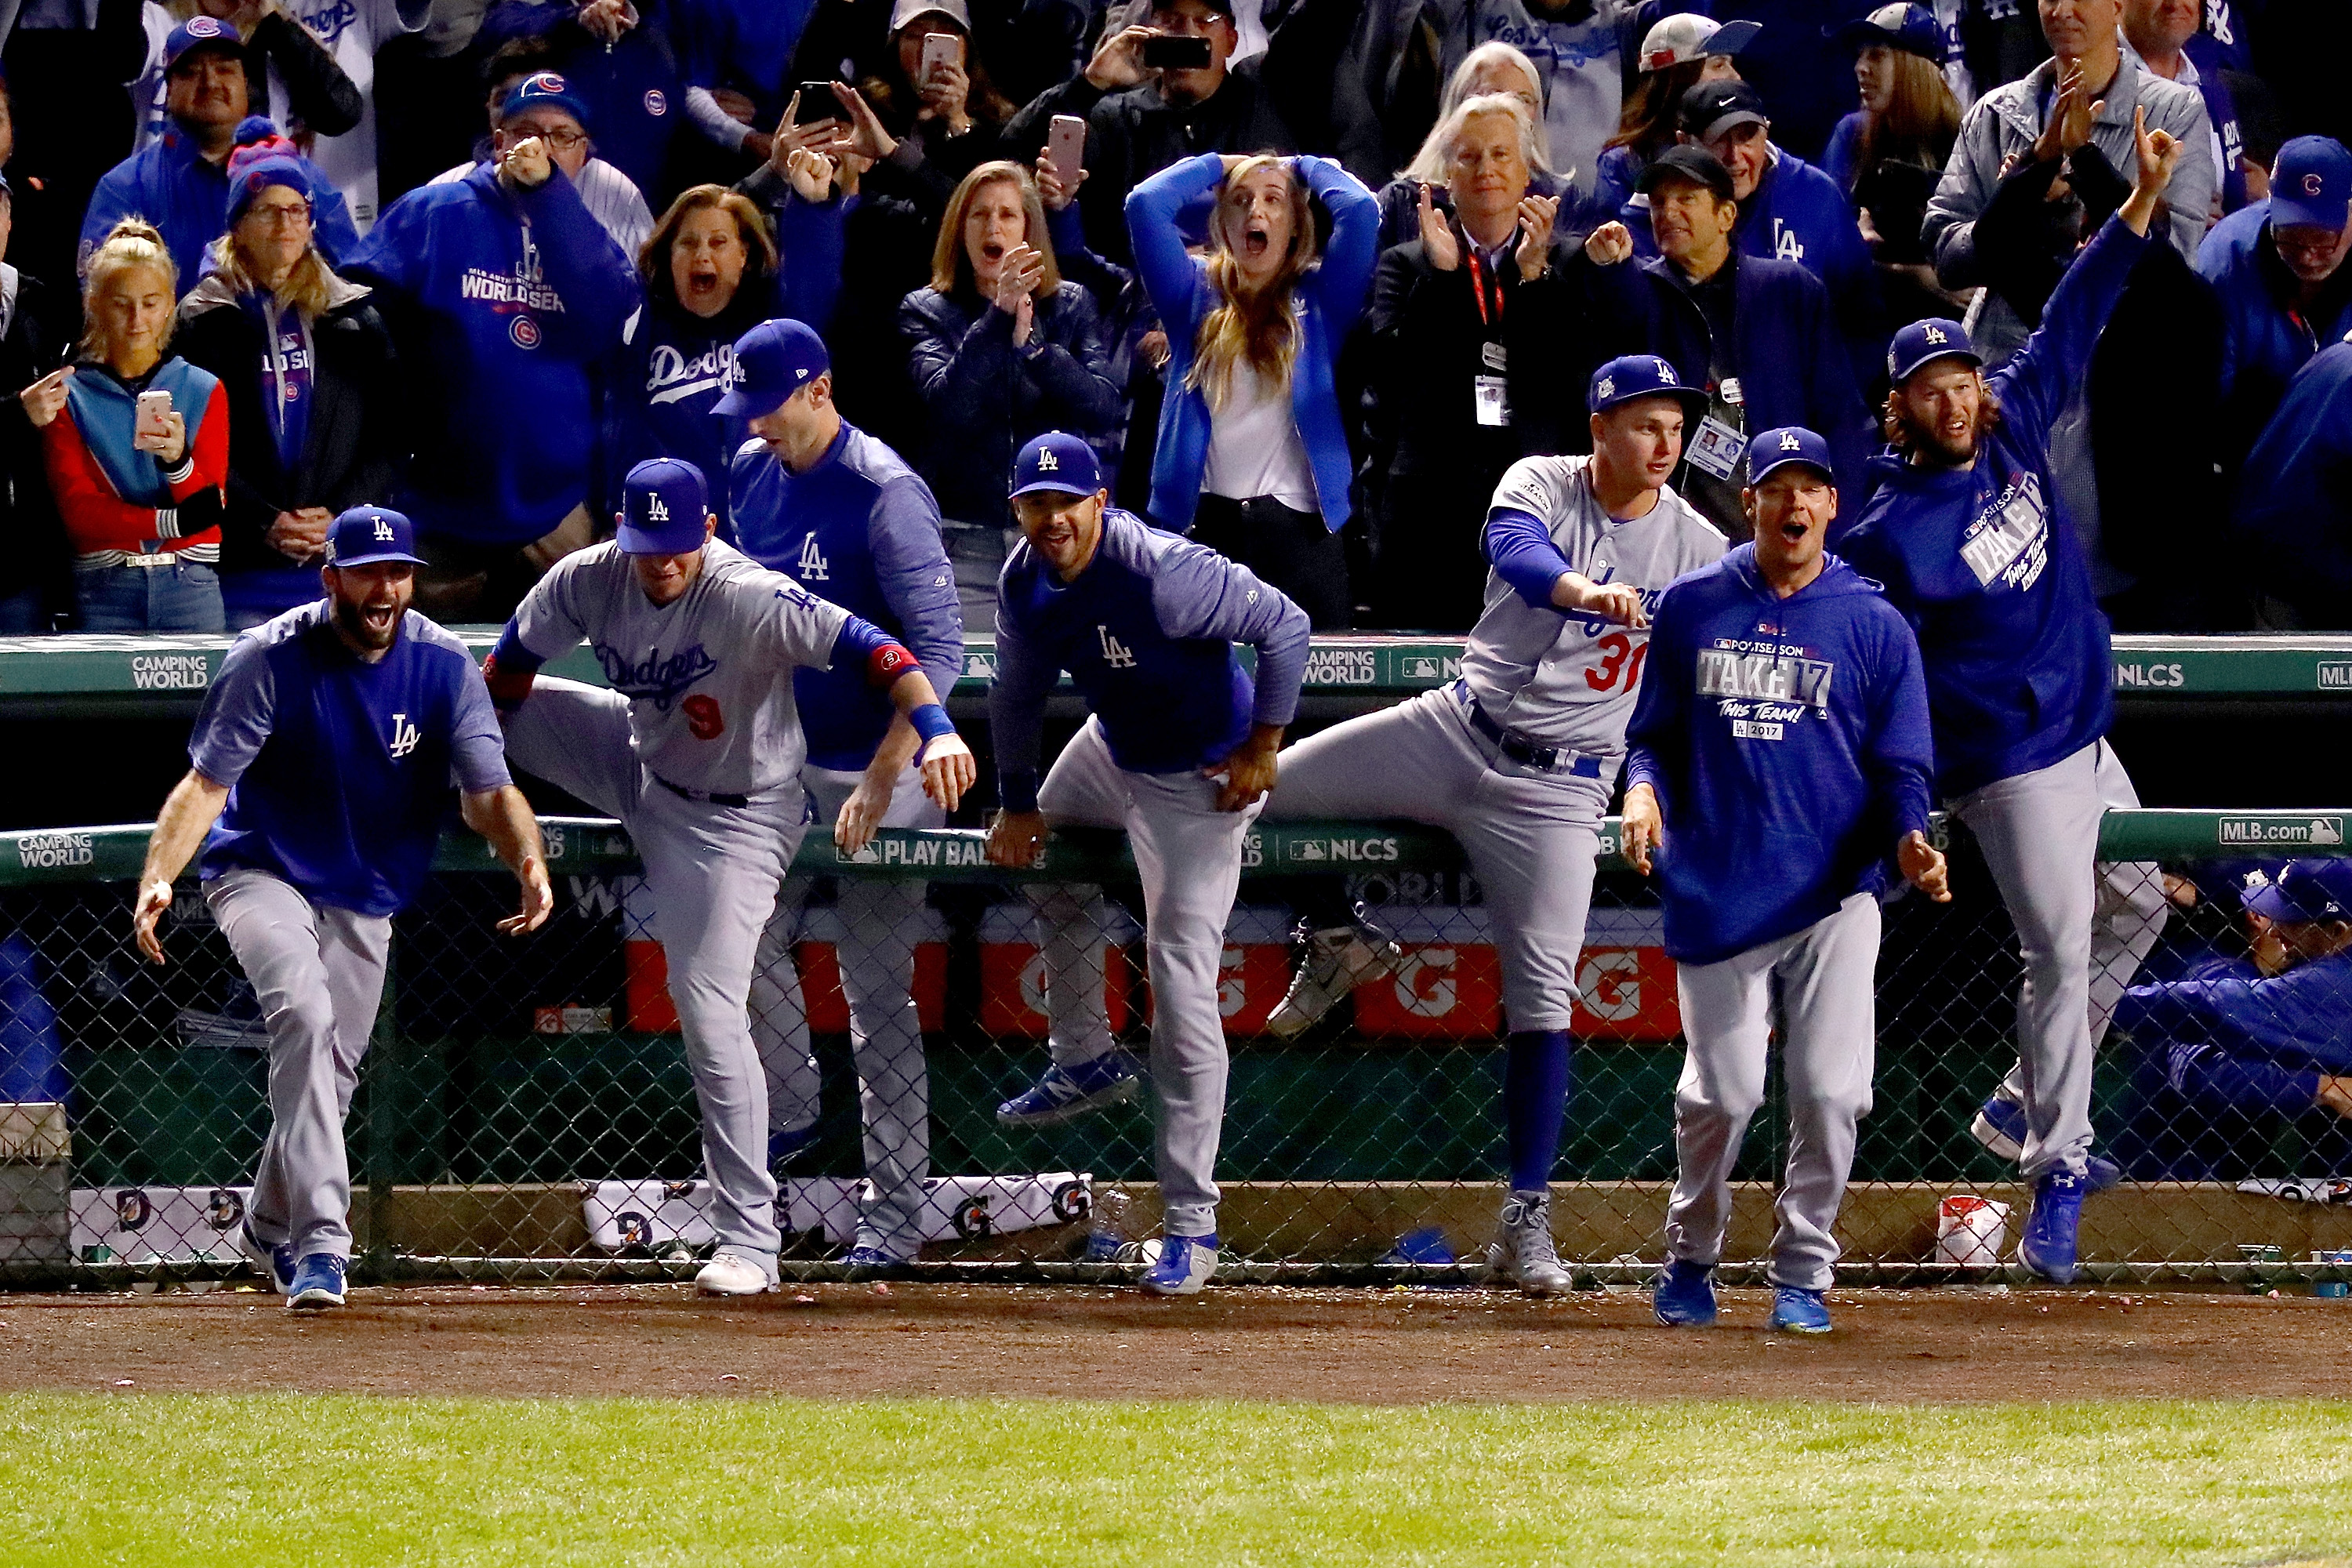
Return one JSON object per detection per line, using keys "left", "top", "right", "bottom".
{"left": 2217, "top": 816, "right": 2346, "bottom": 847}
{"left": 2318, "top": 662, "right": 2352, "bottom": 691}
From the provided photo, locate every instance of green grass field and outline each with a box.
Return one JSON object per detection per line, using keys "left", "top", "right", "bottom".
{"left": 3, "top": 1396, "right": 2347, "bottom": 1567}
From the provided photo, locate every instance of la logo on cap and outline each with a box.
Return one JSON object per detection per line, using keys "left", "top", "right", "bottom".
{"left": 1923, "top": 325, "right": 1948, "bottom": 344}
{"left": 647, "top": 493, "right": 670, "bottom": 521}
{"left": 1653, "top": 358, "right": 1675, "bottom": 383}
{"left": 1780, "top": 431, "right": 1801, "bottom": 450}
{"left": 1036, "top": 448, "right": 1059, "bottom": 471}
{"left": 373, "top": 518, "right": 394, "bottom": 541}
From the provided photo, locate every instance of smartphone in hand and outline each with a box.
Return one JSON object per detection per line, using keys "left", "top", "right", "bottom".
{"left": 134, "top": 389, "right": 173, "bottom": 445}
{"left": 1141, "top": 34, "right": 1211, "bottom": 71}
{"left": 920, "top": 31, "right": 960, "bottom": 78}
{"left": 793, "top": 82, "right": 840, "bottom": 124}
{"left": 1048, "top": 114, "right": 1087, "bottom": 189}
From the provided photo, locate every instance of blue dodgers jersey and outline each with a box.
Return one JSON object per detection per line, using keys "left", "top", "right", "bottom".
{"left": 1625, "top": 547, "right": 1935, "bottom": 967}
{"left": 191, "top": 603, "right": 512, "bottom": 917}
{"left": 730, "top": 426, "right": 962, "bottom": 771}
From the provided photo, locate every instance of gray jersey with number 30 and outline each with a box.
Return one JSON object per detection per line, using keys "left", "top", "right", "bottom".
{"left": 1462, "top": 455, "right": 1727, "bottom": 753}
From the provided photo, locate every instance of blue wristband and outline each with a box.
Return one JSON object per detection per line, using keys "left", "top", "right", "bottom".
{"left": 910, "top": 702, "right": 956, "bottom": 745}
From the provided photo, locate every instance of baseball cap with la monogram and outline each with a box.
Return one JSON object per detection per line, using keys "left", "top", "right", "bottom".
{"left": 1011, "top": 431, "right": 1104, "bottom": 498}
{"left": 1887, "top": 317, "right": 1984, "bottom": 383}
{"left": 617, "top": 458, "right": 712, "bottom": 554}
{"left": 1587, "top": 354, "right": 1709, "bottom": 417}
{"left": 324, "top": 506, "right": 426, "bottom": 568}
{"left": 1745, "top": 426, "right": 1835, "bottom": 486}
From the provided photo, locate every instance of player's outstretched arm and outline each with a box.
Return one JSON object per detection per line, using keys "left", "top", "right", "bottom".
{"left": 133, "top": 770, "right": 232, "bottom": 965}
{"left": 462, "top": 785, "right": 554, "bottom": 935}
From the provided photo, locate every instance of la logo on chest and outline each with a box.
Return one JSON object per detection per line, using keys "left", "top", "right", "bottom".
{"left": 387, "top": 713, "right": 422, "bottom": 759}
{"left": 797, "top": 532, "right": 829, "bottom": 581}
{"left": 1097, "top": 625, "right": 1136, "bottom": 669}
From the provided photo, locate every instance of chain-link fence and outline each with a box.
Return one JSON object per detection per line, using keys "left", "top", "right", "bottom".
{"left": 4, "top": 811, "right": 2350, "bottom": 1289}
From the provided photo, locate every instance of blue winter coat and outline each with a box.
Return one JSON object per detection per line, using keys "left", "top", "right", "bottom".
{"left": 1583, "top": 246, "right": 1875, "bottom": 503}
{"left": 2233, "top": 334, "right": 2352, "bottom": 612}
{"left": 1126, "top": 152, "right": 1378, "bottom": 533}
{"left": 2196, "top": 198, "right": 2352, "bottom": 459}
{"left": 82, "top": 128, "right": 359, "bottom": 284}
{"left": 346, "top": 164, "right": 641, "bottom": 547}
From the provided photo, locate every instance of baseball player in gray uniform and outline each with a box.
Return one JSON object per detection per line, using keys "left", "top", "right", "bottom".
{"left": 132, "top": 506, "right": 553, "bottom": 1310}
{"left": 1264, "top": 356, "right": 1728, "bottom": 1296}
{"left": 485, "top": 457, "right": 975, "bottom": 1296}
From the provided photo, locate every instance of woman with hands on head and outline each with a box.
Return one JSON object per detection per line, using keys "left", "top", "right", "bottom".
{"left": 1124, "top": 146, "right": 1377, "bottom": 629}
{"left": 21, "top": 220, "right": 230, "bottom": 631}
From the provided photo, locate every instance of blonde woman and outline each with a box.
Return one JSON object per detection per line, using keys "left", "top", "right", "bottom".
{"left": 20, "top": 219, "right": 229, "bottom": 631}
{"left": 900, "top": 161, "right": 1117, "bottom": 558}
{"left": 174, "top": 148, "right": 400, "bottom": 628}
{"left": 1126, "top": 150, "right": 1376, "bottom": 628}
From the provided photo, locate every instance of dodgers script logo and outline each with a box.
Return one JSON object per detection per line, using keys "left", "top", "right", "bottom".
{"left": 294, "top": 0, "right": 361, "bottom": 48}
{"left": 646, "top": 341, "right": 733, "bottom": 404}
{"left": 597, "top": 643, "right": 720, "bottom": 710}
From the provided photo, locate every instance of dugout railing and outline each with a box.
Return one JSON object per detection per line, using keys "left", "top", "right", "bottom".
{"left": 4, "top": 808, "right": 2350, "bottom": 1291}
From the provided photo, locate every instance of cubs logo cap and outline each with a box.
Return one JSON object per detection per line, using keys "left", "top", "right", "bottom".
{"left": 2245, "top": 858, "right": 2352, "bottom": 926}
{"left": 617, "top": 458, "right": 711, "bottom": 554}
{"left": 324, "top": 506, "right": 426, "bottom": 568}
{"left": 164, "top": 15, "right": 242, "bottom": 70}
{"left": 1588, "top": 353, "right": 1708, "bottom": 418}
{"left": 713, "top": 318, "right": 831, "bottom": 417}
{"left": 2268, "top": 136, "right": 2352, "bottom": 233}
{"left": 1832, "top": 3, "right": 1944, "bottom": 62}
{"left": 1637, "top": 13, "right": 1760, "bottom": 72}
{"left": 501, "top": 71, "right": 593, "bottom": 132}
{"left": 1746, "top": 426, "right": 1835, "bottom": 486}
{"left": 1011, "top": 431, "right": 1103, "bottom": 498}
{"left": 1887, "top": 316, "right": 1983, "bottom": 383}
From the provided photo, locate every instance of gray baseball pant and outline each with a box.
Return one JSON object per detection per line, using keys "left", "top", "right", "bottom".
{"left": 1982, "top": 741, "right": 2169, "bottom": 1123}
{"left": 506, "top": 677, "right": 805, "bottom": 1272}
{"left": 1263, "top": 688, "right": 1612, "bottom": 1033}
{"left": 1029, "top": 718, "right": 1259, "bottom": 1238}
{"left": 1958, "top": 739, "right": 2163, "bottom": 1181}
{"left": 754, "top": 763, "right": 942, "bottom": 1258}
{"left": 1664, "top": 892, "right": 1882, "bottom": 1292}
{"left": 208, "top": 867, "right": 391, "bottom": 1263}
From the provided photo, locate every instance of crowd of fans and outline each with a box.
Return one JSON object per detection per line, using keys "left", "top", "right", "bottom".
{"left": 0, "top": 0, "right": 2345, "bottom": 635}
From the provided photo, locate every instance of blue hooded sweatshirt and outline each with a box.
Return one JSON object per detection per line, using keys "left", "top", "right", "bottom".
{"left": 1126, "top": 152, "right": 1378, "bottom": 534}
{"left": 1626, "top": 543, "right": 1933, "bottom": 966}
{"left": 346, "top": 163, "right": 641, "bottom": 548}
{"left": 2122, "top": 951, "right": 2352, "bottom": 1118}
{"left": 1838, "top": 215, "right": 2149, "bottom": 800}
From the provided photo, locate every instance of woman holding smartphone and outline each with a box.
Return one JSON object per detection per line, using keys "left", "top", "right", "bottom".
{"left": 19, "top": 219, "right": 228, "bottom": 632}
{"left": 1125, "top": 150, "right": 1376, "bottom": 627}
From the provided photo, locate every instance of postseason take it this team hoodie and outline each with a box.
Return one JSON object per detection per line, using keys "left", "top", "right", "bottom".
{"left": 346, "top": 162, "right": 641, "bottom": 549}
{"left": 1626, "top": 544, "right": 1935, "bottom": 967}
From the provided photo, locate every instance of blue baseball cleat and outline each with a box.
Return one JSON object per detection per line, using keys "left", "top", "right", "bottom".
{"left": 1972, "top": 1094, "right": 2122, "bottom": 1193}
{"left": 1767, "top": 1285, "right": 1832, "bottom": 1334}
{"left": 240, "top": 1218, "right": 296, "bottom": 1295}
{"left": 286, "top": 1253, "right": 347, "bottom": 1312}
{"left": 995, "top": 1052, "right": 1142, "bottom": 1128}
{"left": 2019, "top": 1167, "right": 2089, "bottom": 1284}
{"left": 1142, "top": 1232, "right": 1218, "bottom": 1296}
{"left": 1652, "top": 1259, "right": 1718, "bottom": 1327}
{"left": 839, "top": 1243, "right": 913, "bottom": 1281}
{"left": 768, "top": 1123, "right": 822, "bottom": 1172}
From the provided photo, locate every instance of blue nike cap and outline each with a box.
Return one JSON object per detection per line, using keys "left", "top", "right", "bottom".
{"left": 1010, "top": 430, "right": 1104, "bottom": 498}
{"left": 1888, "top": 317, "right": 1981, "bottom": 383}
{"left": 1746, "top": 426, "right": 1835, "bottom": 485}
{"left": 1588, "top": 354, "right": 1708, "bottom": 417}
{"left": 617, "top": 458, "right": 711, "bottom": 554}
{"left": 713, "top": 318, "right": 829, "bottom": 418}
{"left": 2245, "top": 858, "right": 2352, "bottom": 925}
{"left": 324, "top": 506, "right": 426, "bottom": 568}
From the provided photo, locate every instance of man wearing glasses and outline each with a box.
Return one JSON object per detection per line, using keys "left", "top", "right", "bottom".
{"left": 345, "top": 71, "right": 641, "bottom": 621}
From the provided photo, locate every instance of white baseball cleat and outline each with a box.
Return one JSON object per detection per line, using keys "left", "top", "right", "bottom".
{"left": 695, "top": 1248, "right": 775, "bottom": 1296}
{"left": 1265, "top": 920, "right": 1404, "bottom": 1038}
{"left": 1486, "top": 1189, "right": 1572, "bottom": 1297}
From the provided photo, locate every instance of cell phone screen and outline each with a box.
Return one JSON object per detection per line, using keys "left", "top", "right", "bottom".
{"left": 793, "top": 83, "right": 839, "bottom": 124}
{"left": 1141, "top": 34, "right": 1211, "bottom": 71}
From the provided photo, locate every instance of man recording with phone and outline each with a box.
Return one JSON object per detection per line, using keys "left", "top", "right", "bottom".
{"left": 1004, "top": 0, "right": 1294, "bottom": 265}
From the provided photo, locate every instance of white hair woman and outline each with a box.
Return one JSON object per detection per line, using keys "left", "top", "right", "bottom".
{"left": 1376, "top": 42, "right": 1576, "bottom": 249}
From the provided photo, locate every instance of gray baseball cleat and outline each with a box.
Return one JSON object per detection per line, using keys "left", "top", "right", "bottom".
{"left": 1264, "top": 909, "right": 1404, "bottom": 1038}
{"left": 1486, "top": 1189, "right": 1572, "bottom": 1297}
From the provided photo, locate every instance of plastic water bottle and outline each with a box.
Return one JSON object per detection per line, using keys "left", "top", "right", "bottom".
{"left": 1084, "top": 1188, "right": 1131, "bottom": 1261}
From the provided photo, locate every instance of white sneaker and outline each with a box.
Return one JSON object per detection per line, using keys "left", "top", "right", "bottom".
{"left": 1486, "top": 1190, "right": 1572, "bottom": 1297}
{"left": 695, "top": 1248, "right": 775, "bottom": 1296}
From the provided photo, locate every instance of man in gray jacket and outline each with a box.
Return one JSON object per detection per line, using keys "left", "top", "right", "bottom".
{"left": 1922, "top": 0, "right": 2214, "bottom": 366}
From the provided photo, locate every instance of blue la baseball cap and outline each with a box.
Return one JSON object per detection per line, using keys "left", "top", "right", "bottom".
{"left": 1887, "top": 316, "right": 1982, "bottom": 383}
{"left": 1834, "top": 3, "right": 1944, "bottom": 61}
{"left": 1588, "top": 354, "right": 1708, "bottom": 417}
{"left": 1746, "top": 426, "right": 1835, "bottom": 486}
{"left": 617, "top": 459, "right": 711, "bottom": 554}
{"left": 2269, "top": 136, "right": 2352, "bottom": 233}
{"left": 501, "top": 70, "right": 593, "bottom": 132}
{"left": 163, "top": 14, "right": 241, "bottom": 71}
{"left": 324, "top": 506, "right": 426, "bottom": 568}
{"left": 2245, "top": 858, "right": 2352, "bottom": 925}
{"left": 1010, "top": 431, "right": 1104, "bottom": 498}
{"left": 713, "top": 318, "right": 830, "bottom": 418}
